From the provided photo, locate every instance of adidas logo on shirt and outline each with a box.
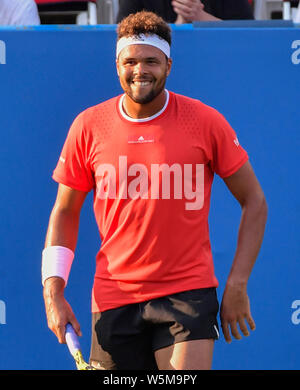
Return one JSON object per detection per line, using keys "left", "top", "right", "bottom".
{"left": 128, "top": 135, "right": 154, "bottom": 144}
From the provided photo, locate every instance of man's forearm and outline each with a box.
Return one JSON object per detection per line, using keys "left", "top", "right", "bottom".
{"left": 42, "top": 205, "right": 80, "bottom": 290}
{"left": 43, "top": 207, "right": 82, "bottom": 341}
{"left": 43, "top": 276, "right": 65, "bottom": 298}
{"left": 44, "top": 205, "right": 81, "bottom": 251}
{"left": 227, "top": 194, "right": 268, "bottom": 287}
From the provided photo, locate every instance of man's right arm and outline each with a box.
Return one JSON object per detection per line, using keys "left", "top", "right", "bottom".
{"left": 43, "top": 183, "right": 88, "bottom": 343}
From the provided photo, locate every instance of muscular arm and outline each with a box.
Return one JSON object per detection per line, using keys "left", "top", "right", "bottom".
{"left": 44, "top": 183, "right": 88, "bottom": 250}
{"left": 43, "top": 183, "right": 88, "bottom": 343}
{"left": 220, "top": 161, "right": 268, "bottom": 342}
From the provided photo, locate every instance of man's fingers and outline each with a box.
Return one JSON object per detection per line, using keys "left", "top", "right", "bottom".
{"left": 56, "top": 323, "right": 67, "bottom": 344}
{"left": 221, "top": 321, "right": 232, "bottom": 343}
{"left": 172, "top": 0, "right": 197, "bottom": 18}
{"left": 172, "top": 3, "right": 190, "bottom": 15}
{"left": 229, "top": 321, "right": 242, "bottom": 340}
{"left": 222, "top": 316, "right": 256, "bottom": 343}
{"left": 172, "top": 0, "right": 203, "bottom": 13}
{"left": 246, "top": 314, "right": 256, "bottom": 331}
{"left": 56, "top": 320, "right": 81, "bottom": 343}
{"left": 237, "top": 317, "right": 250, "bottom": 337}
{"left": 172, "top": 0, "right": 194, "bottom": 6}
{"left": 49, "top": 316, "right": 81, "bottom": 344}
{"left": 70, "top": 318, "right": 82, "bottom": 337}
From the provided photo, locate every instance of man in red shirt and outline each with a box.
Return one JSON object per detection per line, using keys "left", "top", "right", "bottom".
{"left": 42, "top": 11, "right": 267, "bottom": 370}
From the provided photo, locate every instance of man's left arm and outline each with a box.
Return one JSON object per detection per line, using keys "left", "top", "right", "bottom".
{"left": 220, "top": 161, "right": 268, "bottom": 343}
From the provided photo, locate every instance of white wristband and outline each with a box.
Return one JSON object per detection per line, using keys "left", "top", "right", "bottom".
{"left": 42, "top": 246, "right": 74, "bottom": 287}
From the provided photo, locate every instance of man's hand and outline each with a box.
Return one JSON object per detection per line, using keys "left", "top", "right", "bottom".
{"left": 43, "top": 277, "right": 81, "bottom": 344}
{"left": 172, "top": 0, "right": 204, "bottom": 23}
{"left": 220, "top": 282, "right": 256, "bottom": 343}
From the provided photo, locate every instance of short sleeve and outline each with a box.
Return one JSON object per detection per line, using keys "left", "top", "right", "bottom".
{"left": 210, "top": 112, "right": 249, "bottom": 178}
{"left": 52, "top": 112, "right": 95, "bottom": 192}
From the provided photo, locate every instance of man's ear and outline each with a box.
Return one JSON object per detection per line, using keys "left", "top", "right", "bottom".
{"left": 166, "top": 57, "right": 173, "bottom": 77}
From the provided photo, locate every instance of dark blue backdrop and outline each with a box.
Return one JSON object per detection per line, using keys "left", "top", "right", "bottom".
{"left": 0, "top": 23, "right": 299, "bottom": 370}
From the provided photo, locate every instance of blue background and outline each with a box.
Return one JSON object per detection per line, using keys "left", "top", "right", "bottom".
{"left": 0, "top": 23, "right": 299, "bottom": 370}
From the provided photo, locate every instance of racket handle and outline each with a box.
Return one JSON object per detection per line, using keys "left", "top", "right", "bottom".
{"left": 65, "top": 323, "right": 81, "bottom": 356}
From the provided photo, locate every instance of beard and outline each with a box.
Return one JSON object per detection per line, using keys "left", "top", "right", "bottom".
{"left": 128, "top": 81, "right": 166, "bottom": 104}
{"left": 123, "top": 72, "right": 167, "bottom": 105}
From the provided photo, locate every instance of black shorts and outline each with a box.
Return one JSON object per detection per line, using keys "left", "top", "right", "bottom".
{"left": 89, "top": 288, "right": 219, "bottom": 370}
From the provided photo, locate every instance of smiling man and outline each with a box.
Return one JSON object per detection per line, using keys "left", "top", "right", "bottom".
{"left": 116, "top": 20, "right": 172, "bottom": 114}
{"left": 42, "top": 11, "right": 267, "bottom": 370}
{"left": 117, "top": 42, "right": 171, "bottom": 107}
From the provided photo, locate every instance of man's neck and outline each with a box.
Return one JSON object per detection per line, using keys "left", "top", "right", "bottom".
{"left": 122, "top": 90, "right": 167, "bottom": 119}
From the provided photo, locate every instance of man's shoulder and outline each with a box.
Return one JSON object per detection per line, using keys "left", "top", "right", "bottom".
{"left": 67, "top": 95, "right": 121, "bottom": 135}
{"left": 171, "top": 91, "right": 221, "bottom": 119}
{"left": 84, "top": 95, "right": 121, "bottom": 115}
{"left": 78, "top": 95, "right": 121, "bottom": 123}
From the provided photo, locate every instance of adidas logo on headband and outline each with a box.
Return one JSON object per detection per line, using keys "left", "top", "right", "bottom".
{"left": 116, "top": 34, "right": 171, "bottom": 58}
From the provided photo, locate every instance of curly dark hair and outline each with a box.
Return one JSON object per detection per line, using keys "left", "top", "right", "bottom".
{"left": 117, "top": 11, "right": 172, "bottom": 46}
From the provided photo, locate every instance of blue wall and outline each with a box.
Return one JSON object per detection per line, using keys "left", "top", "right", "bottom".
{"left": 0, "top": 23, "right": 299, "bottom": 370}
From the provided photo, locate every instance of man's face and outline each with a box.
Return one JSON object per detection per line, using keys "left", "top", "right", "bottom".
{"left": 116, "top": 44, "right": 172, "bottom": 104}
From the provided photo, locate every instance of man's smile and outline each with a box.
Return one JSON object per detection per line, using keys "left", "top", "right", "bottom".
{"left": 131, "top": 79, "right": 153, "bottom": 87}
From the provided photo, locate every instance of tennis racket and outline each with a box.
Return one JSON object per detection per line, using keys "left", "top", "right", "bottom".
{"left": 65, "top": 323, "right": 96, "bottom": 370}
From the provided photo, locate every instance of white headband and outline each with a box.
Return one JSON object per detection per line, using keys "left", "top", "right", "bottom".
{"left": 116, "top": 34, "right": 170, "bottom": 59}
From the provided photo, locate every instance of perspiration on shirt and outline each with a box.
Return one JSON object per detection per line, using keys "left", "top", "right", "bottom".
{"left": 53, "top": 91, "right": 248, "bottom": 312}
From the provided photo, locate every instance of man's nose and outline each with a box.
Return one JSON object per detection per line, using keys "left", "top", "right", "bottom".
{"left": 133, "top": 61, "right": 147, "bottom": 75}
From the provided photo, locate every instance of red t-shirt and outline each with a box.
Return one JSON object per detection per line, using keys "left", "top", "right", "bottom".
{"left": 53, "top": 91, "right": 248, "bottom": 312}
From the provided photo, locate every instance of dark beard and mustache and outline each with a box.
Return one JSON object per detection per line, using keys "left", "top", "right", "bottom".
{"left": 124, "top": 73, "right": 167, "bottom": 104}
